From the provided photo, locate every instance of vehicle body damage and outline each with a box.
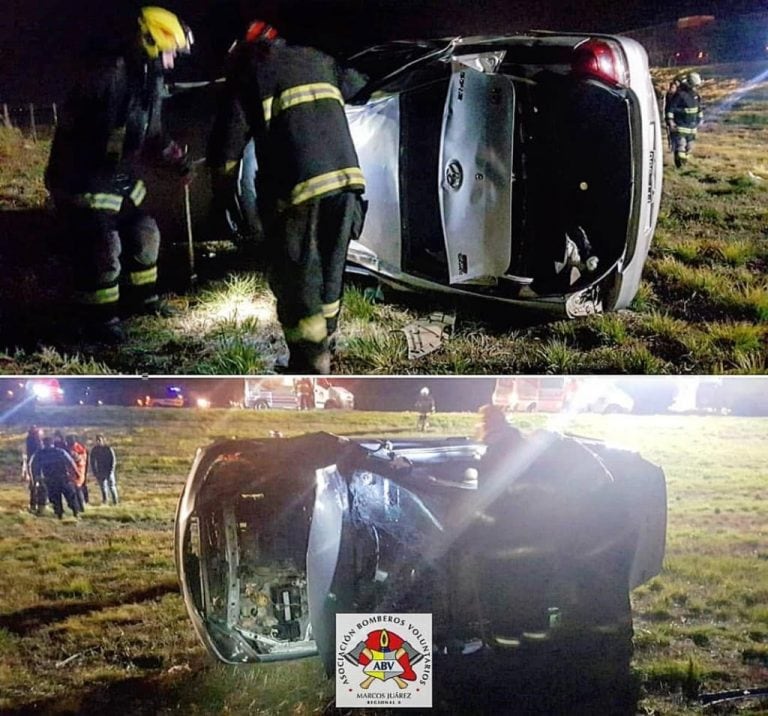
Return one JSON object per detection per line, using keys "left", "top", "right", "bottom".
{"left": 344, "top": 33, "right": 663, "bottom": 317}
{"left": 160, "top": 32, "right": 662, "bottom": 319}
{"left": 175, "top": 431, "right": 666, "bottom": 673}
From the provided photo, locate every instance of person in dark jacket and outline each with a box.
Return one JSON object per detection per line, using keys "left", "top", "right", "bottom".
{"left": 90, "top": 434, "right": 119, "bottom": 505}
{"left": 207, "top": 20, "right": 367, "bottom": 373}
{"left": 24, "top": 426, "right": 46, "bottom": 513}
{"left": 25, "top": 425, "right": 44, "bottom": 459}
{"left": 29, "top": 437, "right": 80, "bottom": 519}
{"left": 45, "top": 6, "right": 194, "bottom": 343}
{"left": 665, "top": 71, "right": 704, "bottom": 168}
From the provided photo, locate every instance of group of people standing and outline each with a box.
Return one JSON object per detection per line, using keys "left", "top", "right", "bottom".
{"left": 24, "top": 426, "right": 118, "bottom": 519}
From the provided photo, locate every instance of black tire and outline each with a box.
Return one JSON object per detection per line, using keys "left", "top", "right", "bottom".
{"left": 324, "top": 400, "right": 340, "bottom": 410}
{"left": 254, "top": 400, "right": 270, "bottom": 410}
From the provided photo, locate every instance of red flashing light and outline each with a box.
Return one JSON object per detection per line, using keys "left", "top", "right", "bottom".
{"left": 573, "top": 38, "right": 627, "bottom": 86}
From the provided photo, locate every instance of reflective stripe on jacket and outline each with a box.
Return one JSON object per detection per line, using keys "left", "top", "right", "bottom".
{"left": 45, "top": 53, "right": 165, "bottom": 194}
{"left": 68, "top": 179, "right": 147, "bottom": 213}
{"left": 208, "top": 39, "right": 366, "bottom": 214}
{"left": 666, "top": 86, "right": 703, "bottom": 132}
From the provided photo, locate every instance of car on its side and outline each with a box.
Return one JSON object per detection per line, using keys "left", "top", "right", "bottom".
{"left": 175, "top": 430, "right": 666, "bottom": 684}
{"left": 160, "top": 31, "right": 662, "bottom": 319}
{"left": 344, "top": 33, "right": 663, "bottom": 318}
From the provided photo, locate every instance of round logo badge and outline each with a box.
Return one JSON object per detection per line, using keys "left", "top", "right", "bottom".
{"left": 445, "top": 160, "right": 463, "bottom": 190}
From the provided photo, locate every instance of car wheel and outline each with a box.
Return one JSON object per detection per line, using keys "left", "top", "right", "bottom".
{"left": 526, "top": 403, "right": 537, "bottom": 413}
{"left": 254, "top": 400, "right": 270, "bottom": 410}
{"left": 324, "top": 400, "right": 340, "bottom": 410}
{"left": 604, "top": 404, "right": 624, "bottom": 414}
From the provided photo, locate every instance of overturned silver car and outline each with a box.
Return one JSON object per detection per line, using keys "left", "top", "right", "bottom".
{"left": 344, "top": 33, "right": 663, "bottom": 317}
{"left": 175, "top": 431, "right": 666, "bottom": 674}
{"left": 163, "top": 32, "right": 662, "bottom": 318}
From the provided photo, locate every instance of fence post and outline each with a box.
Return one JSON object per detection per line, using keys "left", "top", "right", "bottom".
{"left": 29, "top": 103, "right": 37, "bottom": 141}
{"left": 2, "top": 103, "right": 10, "bottom": 128}
{"left": 52, "top": 102, "right": 58, "bottom": 127}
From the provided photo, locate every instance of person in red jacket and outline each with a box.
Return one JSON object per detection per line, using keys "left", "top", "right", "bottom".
{"left": 66, "top": 435, "right": 89, "bottom": 512}
{"left": 207, "top": 20, "right": 367, "bottom": 373}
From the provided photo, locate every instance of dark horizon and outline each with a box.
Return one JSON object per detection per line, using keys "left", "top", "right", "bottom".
{"left": 2, "top": 0, "right": 767, "bottom": 102}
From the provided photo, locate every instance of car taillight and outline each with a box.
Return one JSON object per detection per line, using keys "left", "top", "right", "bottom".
{"left": 572, "top": 38, "right": 628, "bottom": 87}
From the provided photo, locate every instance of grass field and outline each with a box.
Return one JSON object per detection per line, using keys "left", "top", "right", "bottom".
{"left": 0, "top": 401, "right": 766, "bottom": 714}
{"left": 1, "top": 61, "right": 767, "bottom": 374}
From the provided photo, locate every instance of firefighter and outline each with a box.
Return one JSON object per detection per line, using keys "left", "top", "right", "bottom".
{"left": 29, "top": 437, "right": 80, "bottom": 519}
{"left": 295, "top": 377, "right": 314, "bottom": 410}
{"left": 415, "top": 387, "right": 435, "bottom": 432}
{"left": 65, "top": 435, "right": 89, "bottom": 512}
{"left": 665, "top": 71, "right": 704, "bottom": 168}
{"left": 207, "top": 20, "right": 367, "bottom": 373}
{"left": 45, "top": 6, "right": 194, "bottom": 343}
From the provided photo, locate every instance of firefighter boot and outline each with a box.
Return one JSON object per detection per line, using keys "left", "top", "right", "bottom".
{"left": 77, "top": 300, "right": 126, "bottom": 344}
{"left": 287, "top": 340, "right": 332, "bottom": 375}
{"left": 135, "top": 296, "right": 178, "bottom": 318}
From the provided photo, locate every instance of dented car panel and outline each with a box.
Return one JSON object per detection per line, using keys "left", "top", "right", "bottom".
{"left": 160, "top": 32, "right": 661, "bottom": 319}
{"left": 341, "top": 32, "right": 662, "bottom": 316}
{"left": 175, "top": 432, "right": 666, "bottom": 669}
{"left": 439, "top": 65, "right": 515, "bottom": 285}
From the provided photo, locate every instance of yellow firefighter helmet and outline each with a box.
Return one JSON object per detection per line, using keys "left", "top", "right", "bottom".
{"left": 687, "top": 71, "right": 702, "bottom": 87}
{"left": 138, "top": 6, "right": 193, "bottom": 59}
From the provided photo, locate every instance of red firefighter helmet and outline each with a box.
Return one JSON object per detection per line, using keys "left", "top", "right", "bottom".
{"left": 245, "top": 20, "right": 279, "bottom": 44}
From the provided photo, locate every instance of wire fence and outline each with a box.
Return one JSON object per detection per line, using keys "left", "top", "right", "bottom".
{"left": 1, "top": 103, "right": 58, "bottom": 141}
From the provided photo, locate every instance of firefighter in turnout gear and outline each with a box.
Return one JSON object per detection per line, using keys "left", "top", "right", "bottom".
{"left": 415, "top": 387, "right": 435, "bottom": 432}
{"left": 665, "top": 71, "right": 704, "bottom": 169}
{"left": 207, "top": 20, "right": 367, "bottom": 373}
{"left": 45, "top": 7, "right": 194, "bottom": 342}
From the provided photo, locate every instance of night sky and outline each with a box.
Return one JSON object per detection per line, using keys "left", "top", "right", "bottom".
{"left": 2, "top": 0, "right": 766, "bottom": 101}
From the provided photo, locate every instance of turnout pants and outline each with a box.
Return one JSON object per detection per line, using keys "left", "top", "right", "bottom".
{"left": 267, "top": 191, "right": 365, "bottom": 373}
{"left": 58, "top": 178, "right": 161, "bottom": 323}
{"left": 672, "top": 131, "right": 696, "bottom": 168}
